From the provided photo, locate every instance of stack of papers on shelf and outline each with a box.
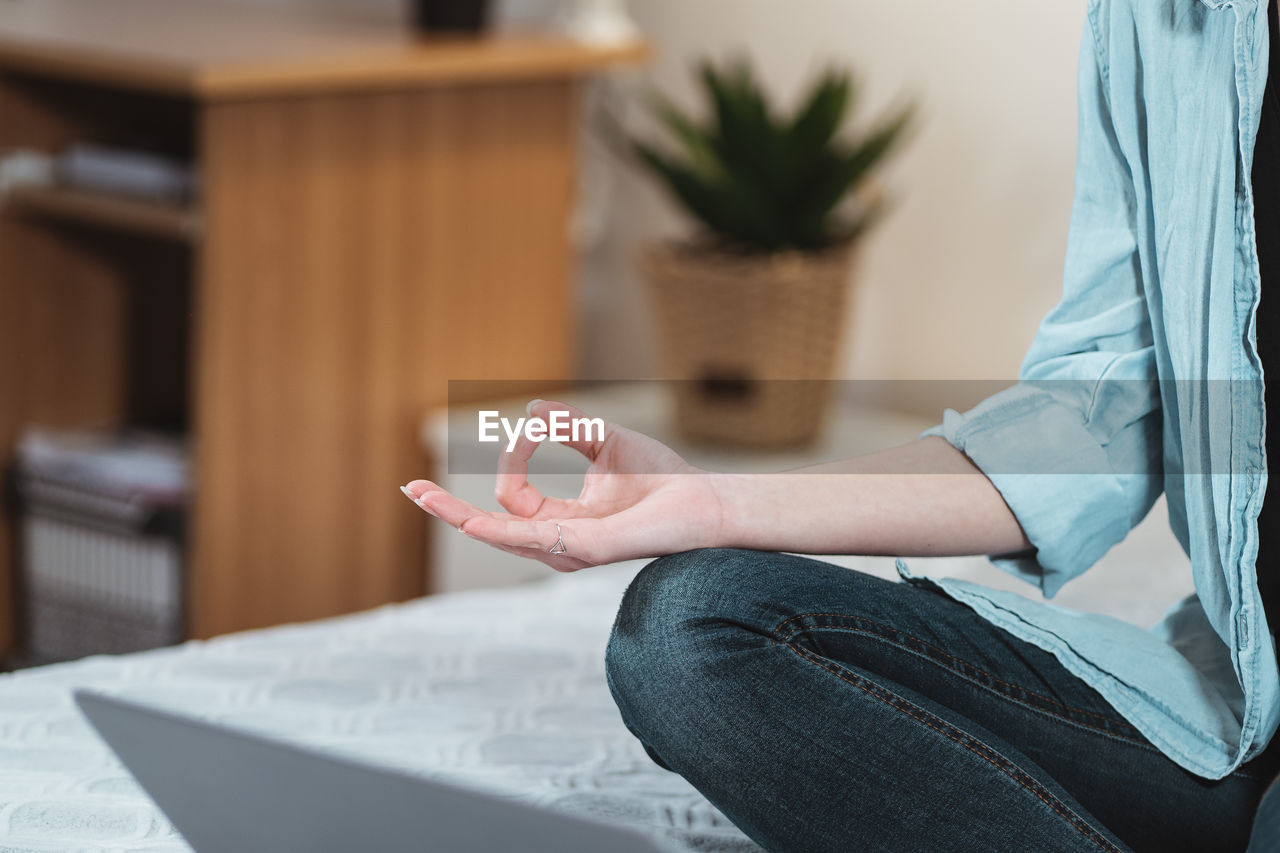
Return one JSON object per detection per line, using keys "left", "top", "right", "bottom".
{"left": 15, "top": 427, "right": 189, "bottom": 510}
{"left": 54, "top": 144, "right": 196, "bottom": 203}
{"left": 0, "top": 148, "right": 53, "bottom": 193}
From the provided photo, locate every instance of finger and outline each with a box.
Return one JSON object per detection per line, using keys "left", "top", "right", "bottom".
{"left": 404, "top": 481, "right": 586, "bottom": 569}
{"left": 407, "top": 477, "right": 633, "bottom": 566}
{"left": 493, "top": 476, "right": 576, "bottom": 520}
{"left": 403, "top": 480, "right": 496, "bottom": 530}
{"left": 525, "top": 399, "right": 612, "bottom": 463}
{"left": 459, "top": 514, "right": 561, "bottom": 550}
{"left": 496, "top": 397, "right": 614, "bottom": 516}
{"left": 494, "top": 404, "right": 550, "bottom": 516}
{"left": 401, "top": 480, "right": 440, "bottom": 515}
{"left": 475, "top": 539, "right": 592, "bottom": 573}
{"left": 428, "top": 496, "right": 591, "bottom": 571}
{"left": 459, "top": 515, "right": 602, "bottom": 565}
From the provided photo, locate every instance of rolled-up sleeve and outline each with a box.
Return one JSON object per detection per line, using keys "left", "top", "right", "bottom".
{"left": 919, "top": 20, "right": 1163, "bottom": 598}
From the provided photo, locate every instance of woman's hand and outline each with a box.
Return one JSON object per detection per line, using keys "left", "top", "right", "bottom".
{"left": 403, "top": 400, "right": 1033, "bottom": 570}
{"left": 401, "top": 400, "right": 730, "bottom": 571}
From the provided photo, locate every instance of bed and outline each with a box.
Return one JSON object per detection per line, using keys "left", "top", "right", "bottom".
{"left": 0, "top": 496, "right": 1191, "bottom": 851}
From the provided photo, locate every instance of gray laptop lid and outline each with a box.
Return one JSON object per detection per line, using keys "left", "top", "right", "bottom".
{"left": 75, "top": 690, "right": 664, "bottom": 853}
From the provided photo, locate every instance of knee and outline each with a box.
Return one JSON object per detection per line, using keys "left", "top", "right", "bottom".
{"left": 603, "top": 548, "right": 762, "bottom": 726}
{"left": 606, "top": 548, "right": 754, "bottom": 656}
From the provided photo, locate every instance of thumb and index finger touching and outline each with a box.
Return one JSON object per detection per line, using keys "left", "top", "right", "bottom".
{"left": 494, "top": 398, "right": 613, "bottom": 517}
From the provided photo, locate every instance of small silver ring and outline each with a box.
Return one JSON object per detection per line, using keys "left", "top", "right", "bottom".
{"left": 549, "top": 523, "right": 567, "bottom": 556}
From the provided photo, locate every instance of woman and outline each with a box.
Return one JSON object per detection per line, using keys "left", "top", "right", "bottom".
{"left": 403, "top": 1, "right": 1280, "bottom": 849}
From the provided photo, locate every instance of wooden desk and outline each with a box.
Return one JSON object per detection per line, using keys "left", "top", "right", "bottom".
{"left": 0, "top": 0, "right": 646, "bottom": 658}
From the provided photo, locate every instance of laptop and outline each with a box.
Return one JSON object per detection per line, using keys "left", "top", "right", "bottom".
{"left": 74, "top": 690, "right": 664, "bottom": 853}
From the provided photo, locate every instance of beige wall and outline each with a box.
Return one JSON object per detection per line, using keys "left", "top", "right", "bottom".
{"left": 577, "top": 2, "right": 1087, "bottom": 414}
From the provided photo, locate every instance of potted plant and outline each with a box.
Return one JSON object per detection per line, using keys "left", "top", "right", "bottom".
{"left": 629, "top": 58, "right": 914, "bottom": 447}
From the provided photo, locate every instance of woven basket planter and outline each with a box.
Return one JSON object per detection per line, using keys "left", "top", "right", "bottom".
{"left": 642, "top": 242, "right": 858, "bottom": 448}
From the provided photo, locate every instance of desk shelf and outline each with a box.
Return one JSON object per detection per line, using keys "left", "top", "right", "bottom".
{"left": 0, "top": 0, "right": 646, "bottom": 663}
{"left": 3, "top": 185, "right": 201, "bottom": 242}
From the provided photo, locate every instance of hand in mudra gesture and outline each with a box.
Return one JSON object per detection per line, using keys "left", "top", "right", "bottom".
{"left": 402, "top": 400, "right": 729, "bottom": 570}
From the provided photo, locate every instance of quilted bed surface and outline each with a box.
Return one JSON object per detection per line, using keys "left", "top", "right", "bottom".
{"left": 0, "top": 561, "right": 764, "bottom": 852}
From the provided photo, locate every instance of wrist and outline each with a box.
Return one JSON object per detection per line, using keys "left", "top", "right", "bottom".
{"left": 704, "top": 471, "right": 759, "bottom": 550}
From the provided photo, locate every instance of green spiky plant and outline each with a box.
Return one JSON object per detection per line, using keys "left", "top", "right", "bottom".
{"left": 630, "top": 59, "right": 914, "bottom": 253}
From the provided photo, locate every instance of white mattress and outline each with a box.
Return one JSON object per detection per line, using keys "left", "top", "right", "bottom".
{"left": 0, "top": 561, "right": 763, "bottom": 852}
{"left": 0, "top": 502, "right": 1192, "bottom": 851}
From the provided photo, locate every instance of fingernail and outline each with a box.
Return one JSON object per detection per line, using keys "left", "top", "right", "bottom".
{"left": 526, "top": 398, "right": 544, "bottom": 416}
{"left": 401, "top": 485, "right": 435, "bottom": 516}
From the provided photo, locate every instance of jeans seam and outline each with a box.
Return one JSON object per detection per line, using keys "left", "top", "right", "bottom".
{"left": 774, "top": 612, "right": 1273, "bottom": 783}
{"left": 779, "top": 623, "right": 1149, "bottom": 752}
{"left": 780, "top": 640, "right": 1124, "bottom": 853}
{"left": 775, "top": 612, "right": 1140, "bottom": 733}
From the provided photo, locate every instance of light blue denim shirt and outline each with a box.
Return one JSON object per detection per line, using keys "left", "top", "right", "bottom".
{"left": 899, "top": 0, "right": 1280, "bottom": 780}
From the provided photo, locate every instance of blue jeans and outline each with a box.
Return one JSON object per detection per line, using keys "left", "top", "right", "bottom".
{"left": 603, "top": 549, "right": 1280, "bottom": 852}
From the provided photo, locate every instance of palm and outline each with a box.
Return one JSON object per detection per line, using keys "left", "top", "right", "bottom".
{"left": 402, "top": 401, "right": 725, "bottom": 570}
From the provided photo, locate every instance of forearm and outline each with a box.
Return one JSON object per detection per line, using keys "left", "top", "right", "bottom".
{"left": 710, "top": 436, "right": 1033, "bottom": 557}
